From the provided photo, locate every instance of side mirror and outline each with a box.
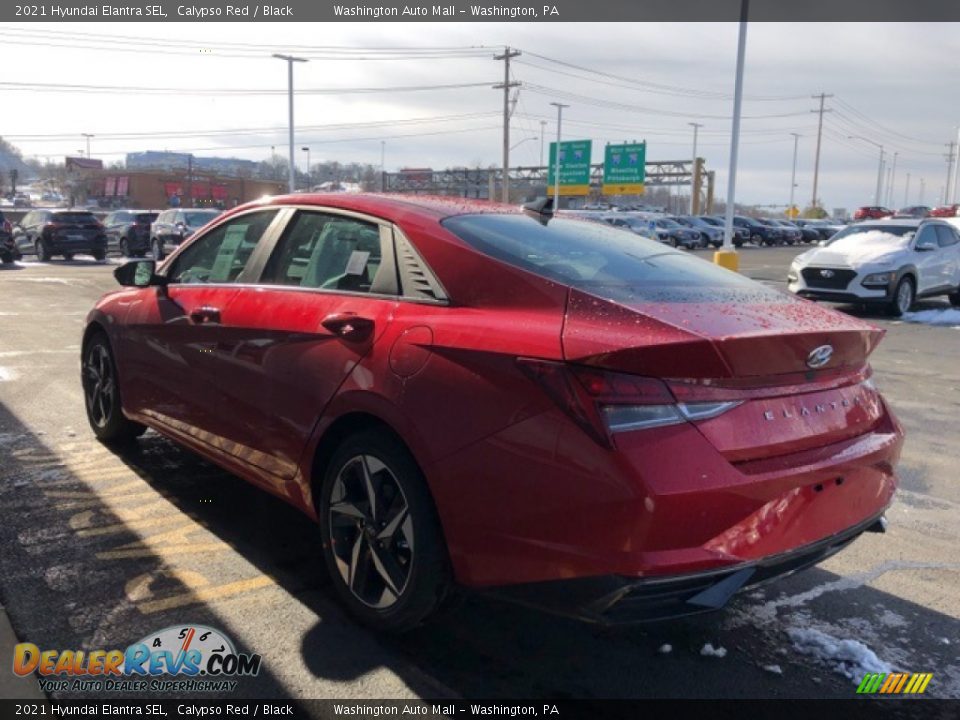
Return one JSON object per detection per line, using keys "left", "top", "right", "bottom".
{"left": 114, "top": 259, "right": 166, "bottom": 288}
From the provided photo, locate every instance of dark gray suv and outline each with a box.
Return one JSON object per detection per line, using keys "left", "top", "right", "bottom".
{"left": 14, "top": 209, "right": 107, "bottom": 261}
{"left": 149, "top": 208, "right": 221, "bottom": 260}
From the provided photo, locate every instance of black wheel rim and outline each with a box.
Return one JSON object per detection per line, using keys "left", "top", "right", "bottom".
{"left": 328, "top": 454, "right": 413, "bottom": 609}
{"left": 82, "top": 344, "right": 115, "bottom": 429}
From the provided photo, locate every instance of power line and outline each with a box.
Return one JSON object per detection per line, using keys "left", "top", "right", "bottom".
{"left": 0, "top": 80, "right": 494, "bottom": 96}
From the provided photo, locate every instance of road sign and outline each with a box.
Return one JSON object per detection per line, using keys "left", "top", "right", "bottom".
{"left": 786, "top": 205, "right": 800, "bottom": 218}
{"left": 602, "top": 142, "right": 645, "bottom": 195}
{"left": 548, "top": 140, "right": 592, "bottom": 196}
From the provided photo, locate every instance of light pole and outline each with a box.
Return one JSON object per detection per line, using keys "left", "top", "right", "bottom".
{"left": 953, "top": 126, "right": 960, "bottom": 204}
{"left": 904, "top": 172, "right": 911, "bottom": 206}
{"left": 301, "top": 147, "right": 310, "bottom": 189}
{"left": 81, "top": 133, "right": 94, "bottom": 159}
{"left": 721, "top": 0, "right": 749, "bottom": 262}
{"left": 888, "top": 151, "right": 898, "bottom": 208}
{"left": 688, "top": 122, "right": 702, "bottom": 214}
{"left": 550, "top": 102, "right": 568, "bottom": 212}
{"left": 272, "top": 53, "right": 308, "bottom": 194}
{"left": 848, "top": 136, "right": 884, "bottom": 205}
{"left": 510, "top": 136, "right": 537, "bottom": 152}
{"left": 789, "top": 133, "right": 801, "bottom": 217}
{"left": 539, "top": 120, "right": 547, "bottom": 167}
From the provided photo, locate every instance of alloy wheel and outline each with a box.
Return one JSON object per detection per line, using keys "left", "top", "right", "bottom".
{"left": 328, "top": 454, "right": 413, "bottom": 609}
{"left": 82, "top": 343, "right": 115, "bottom": 429}
{"left": 896, "top": 279, "right": 914, "bottom": 315}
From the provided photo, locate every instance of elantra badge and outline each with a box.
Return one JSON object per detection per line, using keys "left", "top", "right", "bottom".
{"left": 806, "top": 345, "right": 834, "bottom": 369}
{"left": 820, "top": 269, "right": 835, "bottom": 278}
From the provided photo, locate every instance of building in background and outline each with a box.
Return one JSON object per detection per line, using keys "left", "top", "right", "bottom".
{"left": 126, "top": 151, "right": 259, "bottom": 178}
{"left": 86, "top": 169, "right": 283, "bottom": 210}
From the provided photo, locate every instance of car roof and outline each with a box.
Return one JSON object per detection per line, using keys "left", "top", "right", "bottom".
{"left": 236, "top": 193, "right": 521, "bottom": 222}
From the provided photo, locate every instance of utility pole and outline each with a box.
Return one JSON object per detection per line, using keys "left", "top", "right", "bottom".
{"left": 810, "top": 92, "right": 833, "bottom": 211}
{"left": 301, "top": 147, "right": 310, "bottom": 189}
{"left": 688, "top": 122, "right": 702, "bottom": 214}
{"left": 81, "top": 133, "right": 94, "bottom": 159}
{"left": 789, "top": 133, "right": 800, "bottom": 217}
{"left": 919, "top": 177, "right": 925, "bottom": 204}
{"left": 272, "top": 53, "right": 308, "bottom": 194}
{"left": 494, "top": 46, "right": 521, "bottom": 204}
{"left": 539, "top": 120, "right": 547, "bottom": 167}
{"left": 888, "top": 151, "right": 898, "bottom": 207}
{"left": 550, "top": 102, "right": 568, "bottom": 212}
{"left": 945, "top": 141, "right": 956, "bottom": 206}
{"left": 904, "top": 173, "right": 911, "bottom": 206}
{"left": 186, "top": 154, "right": 193, "bottom": 209}
{"left": 848, "top": 136, "right": 884, "bottom": 205}
{"left": 380, "top": 140, "right": 386, "bottom": 192}
{"left": 952, "top": 126, "right": 960, "bottom": 204}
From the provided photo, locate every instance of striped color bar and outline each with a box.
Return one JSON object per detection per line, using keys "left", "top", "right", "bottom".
{"left": 857, "top": 673, "right": 933, "bottom": 694}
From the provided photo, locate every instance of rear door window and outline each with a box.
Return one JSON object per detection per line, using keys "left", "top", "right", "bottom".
{"left": 934, "top": 225, "right": 959, "bottom": 247}
{"left": 260, "top": 211, "right": 393, "bottom": 294}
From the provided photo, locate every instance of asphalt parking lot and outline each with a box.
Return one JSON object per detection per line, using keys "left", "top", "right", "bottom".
{"left": 0, "top": 245, "right": 958, "bottom": 702}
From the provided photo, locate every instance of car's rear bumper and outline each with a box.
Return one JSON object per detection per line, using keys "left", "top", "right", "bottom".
{"left": 485, "top": 510, "right": 887, "bottom": 624}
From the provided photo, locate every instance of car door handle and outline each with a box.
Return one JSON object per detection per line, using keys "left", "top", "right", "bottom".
{"left": 321, "top": 312, "right": 374, "bottom": 342}
{"left": 190, "top": 306, "right": 221, "bottom": 325}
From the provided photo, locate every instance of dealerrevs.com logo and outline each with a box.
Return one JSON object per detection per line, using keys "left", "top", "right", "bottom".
{"left": 13, "top": 625, "right": 262, "bottom": 693}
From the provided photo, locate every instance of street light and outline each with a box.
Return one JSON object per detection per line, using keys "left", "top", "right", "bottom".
{"left": 789, "top": 133, "right": 801, "bottom": 217}
{"left": 81, "top": 133, "right": 94, "bottom": 159}
{"left": 272, "top": 53, "right": 308, "bottom": 194}
{"left": 688, "top": 122, "right": 702, "bottom": 214}
{"left": 380, "top": 140, "right": 386, "bottom": 192}
{"left": 301, "top": 147, "right": 310, "bottom": 189}
{"left": 720, "top": 0, "right": 749, "bottom": 262}
{"left": 848, "top": 135, "right": 884, "bottom": 205}
{"left": 550, "top": 103, "right": 569, "bottom": 212}
{"left": 510, "top": 136, "right": 537, "bottom": 152}
{"left": 539, "top": 120, "right": 547, "bottom": 167}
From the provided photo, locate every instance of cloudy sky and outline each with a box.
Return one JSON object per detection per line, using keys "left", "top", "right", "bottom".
{"left": 2, "top": 21, "right": 959, "bottom": 211}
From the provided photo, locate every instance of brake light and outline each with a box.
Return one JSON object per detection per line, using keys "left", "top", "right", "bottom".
{"left": 517, "top": 359, "right": 741, "bottom": 446}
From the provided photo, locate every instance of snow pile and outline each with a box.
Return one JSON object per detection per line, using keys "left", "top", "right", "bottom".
{"left": 0, "top": 367, "right": 18, "bottom": 382}
{"left": 787, "top": 627, "right": 891, "bottom": 680}
{"left": 658, "top": 644, "right": 672, "bottom": 654}
{"left": 700, "top": 643, "right": 727, "bottom": 658}
{"left": 902, "top": 309, "right": 960, "bottom": 328}
{"left": 763, "top": 664, "right": 783, "bottom": 675}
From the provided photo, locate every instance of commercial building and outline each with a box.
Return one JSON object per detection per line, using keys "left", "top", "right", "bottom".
{"left": 86, "top": 170, "right": 284, "bottom": 210}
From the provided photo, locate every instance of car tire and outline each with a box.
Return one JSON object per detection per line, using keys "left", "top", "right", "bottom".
{"left": 119, "top": 238, "right": 130, "bottom": 257}
{"left": 93, "top": 249, "right": 106, "bottom": 262}
{"left": 35, "top": 239, "right": 50, "bottom": 262}
{"left": 151, "top": 239, "right": 164, "bottom": 261}
{"left": 318, "top": 428, "right": 451, "bottom": 632}
{"left": 949, "top": 291, "right": 960, "bottom": 307}
{"left": 889, "top": 276, "right": 915, "bottom": 317}
{"left": 81, "top": 333, "right": 147, "bottom": 444}
{"left": 1, "top": 253, "right": 13, "bottom": 265}
{"left": 63, "top": 253, "right": 74, "bottom": 261}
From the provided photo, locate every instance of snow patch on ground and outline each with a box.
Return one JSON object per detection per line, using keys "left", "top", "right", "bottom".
{"left": 902, "top": 308, "right": 960, "bottom": 328}
{"left": 0, "top": 366, "right": 19, "bottom": 382}
{"left": 658, "top": 644, "right": 672, "bottom": 654}
{"left": 700, "top": 643, "right": 727, "bottom": 658}
{"left": 763, "top": 664, "right": 783, "bottom": 675}
{"left": 787, "top": 627, "right": 891, "bottom": 681}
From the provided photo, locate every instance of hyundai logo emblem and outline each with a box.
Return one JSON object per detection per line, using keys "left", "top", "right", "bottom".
{"left": 820, "top": 269, "right": 835, "bottom": 278}
{"left": 806, "top": 345, "right": 834, "bottom": 369}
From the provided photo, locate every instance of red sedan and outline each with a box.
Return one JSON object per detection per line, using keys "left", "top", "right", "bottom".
{"left": 82, "top": 194, "right": 903, "bottom": 630}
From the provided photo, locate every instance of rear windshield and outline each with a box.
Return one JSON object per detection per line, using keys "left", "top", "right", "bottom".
{"left": 442, "top": 214, "right": 781, "bottom": 304}
{"left": 135, "top": 213, "right": 158, "bottom": 223}
{"left": 53, "top": 212, "right": 97, "bottom": 223}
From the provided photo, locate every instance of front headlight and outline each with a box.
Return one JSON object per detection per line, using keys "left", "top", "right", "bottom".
{"left": 862, "top": 272, "right": 895, "bottom": 286}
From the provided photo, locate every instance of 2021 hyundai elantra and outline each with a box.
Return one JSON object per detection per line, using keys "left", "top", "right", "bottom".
{"left": 82, "top": 194, "right": 903, "bottom": 631}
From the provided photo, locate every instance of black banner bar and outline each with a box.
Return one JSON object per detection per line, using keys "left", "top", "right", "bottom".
{"left": 5, "top": 0, "right": 960, "bottom": 23}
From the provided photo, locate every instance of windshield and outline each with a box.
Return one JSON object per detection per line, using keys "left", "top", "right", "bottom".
{"left": 53, "top": 212, "right": 97, "bottom": 223}
{"left": 656, "top": 219, "right": 681, "bottom": 228}
{"left": 442, "top": 214, "right": 780, "bottom": 304}
{"left": 184, "top": 211, "right": 220, "bottom": 226}
{"left": 823, "top": 225, "right": 915, "bottom": 249}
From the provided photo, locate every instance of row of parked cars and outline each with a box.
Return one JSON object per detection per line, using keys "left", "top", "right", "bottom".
{"left": 568, "top": 210, "right": 845, "bottom": 249}
{"left": 0, "top": 207, "right": 222, "bottom": 263}
{"left": 853, "top": 204, "right": 959, "bottom": 220}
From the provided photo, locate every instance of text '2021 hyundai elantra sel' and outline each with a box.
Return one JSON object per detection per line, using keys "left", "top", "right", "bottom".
{"left": 82, "top": 194, "right": 904, "bottom": 630}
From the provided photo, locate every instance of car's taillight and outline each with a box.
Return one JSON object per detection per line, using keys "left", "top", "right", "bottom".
{"left": 517, "top": 359, "right": 741, "bottom": 446}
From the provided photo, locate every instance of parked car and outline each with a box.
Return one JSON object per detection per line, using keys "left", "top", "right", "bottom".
{"left": 785, "top": 219, "right": 822, "bottom": 244}
{"left": 697, "top": 215, "right": 748, "bottom": 247}
{"left": 731, "top": 215, "right": 783, "bottom": 246}
{"left": 601, "top": 214, "right": 658, "bottom": 240}
{"left": 0, "top": 210, "right": 21, "bottom": 265}
{"left": 764, "top": 219, "right": 802, "bottom": 245}
{"left": 103, "top": 210, "right": 160, "bottom": 258}
{"left": 929, "top": 204, "right": 959, "bottom": 218}
{"left": 893, "top": 206, "right": 930, "bottom": 219}
{"left": 652, "top": 217, "right": 702, "bottom": 248}
{"left": 793, "top": 219, "right": 842, "bottom": 242}
{"left": 14, "top": 209, "right": 107, "bottom": 261}
{"left": 788, "top": 218, "right": 960, "bottom": 315}
{"left": 13, "top": 193, "right": 31, "bottom": 208}
{"left": 150, "top": 208, "right": 221, "bottom": 260}
{"left": 853, "top": 206, "right": 892, "bottom": 221}
{"left": 671, "top": 215, "right": 724, "bottom": 247}
{"left": 83, "top": 193, "right": 903, "bottom": 631}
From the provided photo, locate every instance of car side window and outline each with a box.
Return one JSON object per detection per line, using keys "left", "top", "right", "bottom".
{"left": 915, "top": 226, "right": 938, "bottom": 250}
{"left": 934, "top": 225, "right": 959, "bottom": 247}
{"left": 261, "top": 211, "right": 388, "bottom": 294}
{"left": 166, "top": 210, "right": 278, "bottom": 285}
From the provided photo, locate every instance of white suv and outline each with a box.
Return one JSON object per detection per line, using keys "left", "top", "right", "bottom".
{"left": 787, "top": 218, "right": 960, "bottom": 316}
